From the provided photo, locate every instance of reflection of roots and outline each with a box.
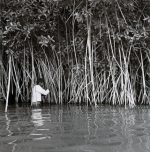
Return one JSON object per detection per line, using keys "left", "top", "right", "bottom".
{"left": 8, "top": 140, "right": 17, "bottom": 152}
{"left": 125, "top": 115, "right": 135, "bottom": 126}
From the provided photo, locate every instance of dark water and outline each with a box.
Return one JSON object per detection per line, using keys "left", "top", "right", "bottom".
{"left": 0, "top": 104, "right": 150, "bottom": 152}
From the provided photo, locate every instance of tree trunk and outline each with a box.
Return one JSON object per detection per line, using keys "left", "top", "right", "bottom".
{"left": 0, "top": 29, "right": 2, "bottom": 95}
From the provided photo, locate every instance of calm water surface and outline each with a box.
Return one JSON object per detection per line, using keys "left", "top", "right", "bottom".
{"left": 0, "top": 104, "right": 150, "bottom": 152}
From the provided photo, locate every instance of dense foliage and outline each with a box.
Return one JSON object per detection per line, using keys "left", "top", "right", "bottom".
{"left": 1, "top": 0, "right": 150, "bottom": 106}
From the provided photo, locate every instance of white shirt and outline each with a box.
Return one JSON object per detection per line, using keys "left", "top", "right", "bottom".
{"left": 31, "top": 85, "right": 49, "bottom": 103}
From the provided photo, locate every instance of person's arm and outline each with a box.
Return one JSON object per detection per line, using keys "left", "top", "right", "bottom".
{"left": 36, "top": 85, "right": 49, "bottom": 95}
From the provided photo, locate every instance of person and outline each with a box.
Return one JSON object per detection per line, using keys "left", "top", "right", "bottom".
{"left": 31, "top": 78, "right": 49, "bottom": 106}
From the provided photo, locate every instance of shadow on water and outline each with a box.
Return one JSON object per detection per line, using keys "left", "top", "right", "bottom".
{"left": 0, "top": 103, "right": 150, "bottom": 152}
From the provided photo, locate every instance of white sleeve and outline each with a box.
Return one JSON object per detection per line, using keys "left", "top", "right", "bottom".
{"left": 36, "top": 85, "right": 49, "bottom": 95}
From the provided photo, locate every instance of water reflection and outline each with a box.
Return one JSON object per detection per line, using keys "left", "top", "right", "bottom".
{"left": 31, "top": 109, "right": 44, "bottom": 127}
{"left": 5, "top": 113, "right": 17, "bottom": 152}
{"left": 86, "top": 106, "right": 99, "bottom": 141}
{"left": 0, "top": 105, "right": 150, "bottom": 152}
{"left": 30, "top": 108, "right": 51, "bottom": 141}
{"left": 117, "top": 107, "right": 150, "bottom": 152}
{"left": 5, "top": 114, "right": 12, "bottom": 136}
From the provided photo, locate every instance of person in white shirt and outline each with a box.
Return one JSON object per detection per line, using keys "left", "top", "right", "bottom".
{"left": 31, "top": 78, "right": 49, "bottom": 106}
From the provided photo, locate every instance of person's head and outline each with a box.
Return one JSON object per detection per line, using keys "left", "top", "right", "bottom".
{"left": 37, "top": 78, "right": 44, "bottom": 86}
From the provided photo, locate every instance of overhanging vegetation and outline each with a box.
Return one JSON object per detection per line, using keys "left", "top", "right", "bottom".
{"left": 1, "top": 0, "right": 150, "bottom": 108}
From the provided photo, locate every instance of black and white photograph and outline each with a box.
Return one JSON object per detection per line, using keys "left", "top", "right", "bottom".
{"left": 0, "top": 0, "right": 150, "bottom": 151}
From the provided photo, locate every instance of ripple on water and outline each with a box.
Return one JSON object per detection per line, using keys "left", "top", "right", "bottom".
{"left": 0, "top": 105, "right": 150, "bottom": 152}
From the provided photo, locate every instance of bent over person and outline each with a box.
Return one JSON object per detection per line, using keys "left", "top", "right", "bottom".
{"left": 31, "top": 78, "right": 49, "bottom": 106}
